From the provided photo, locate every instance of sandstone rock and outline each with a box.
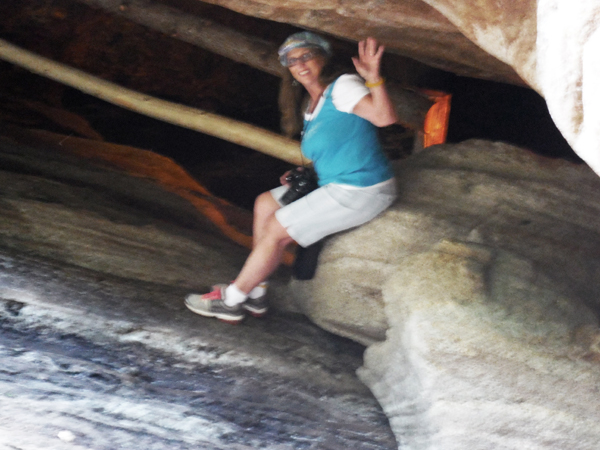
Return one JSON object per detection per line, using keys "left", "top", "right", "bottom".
{"left": 0, "top": 134, "right": 397, "bottom": 449}
{"left": 536, "top": 0, "right": 600, "bottom": 176}
{"left": 292, "top": 140, "right": 600, "bottom": 448}
{"left": 0, "top": 136, "right": 246, "bottom": 289}
{"left": 199, "top": 0, "right": 523, "bottom": 84}
{"left": 423, "top": 0, "right": 600, "bottom": 180}
{"left": 5, "top": 129, "right": 600, "bottom": 448}
{"left": 360, "top": 242, "right": 600, "bottom": 449}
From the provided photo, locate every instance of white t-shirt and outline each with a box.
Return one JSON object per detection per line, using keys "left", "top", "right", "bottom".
{"left": 331, "top": 74, "right": 370, "bottom": 113}
{"left": 305, "top": 74, "right": 369, "bottom": 120}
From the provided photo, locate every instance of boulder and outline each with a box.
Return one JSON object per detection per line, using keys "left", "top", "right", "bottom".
{"left": 291, "top": 140, "right": 600, "bottom": 448}
{"left": 4, "top": 128, "right": 600, "bottom": 448}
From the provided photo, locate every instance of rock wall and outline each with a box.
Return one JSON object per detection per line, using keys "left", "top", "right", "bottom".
{"left": 536, "top": 1, "right": 600, "bottom": 175}
{"left": 291, "top": 140, "right": 600, "bottom": 449}
{"left": 4, "top": 127, "right": 600, "bottom": 448}
{"left": 197, "top": 0, "right": 524, "bottom": 83}
{"left": 422, "top": 0, "right": 537, "bottom": 86}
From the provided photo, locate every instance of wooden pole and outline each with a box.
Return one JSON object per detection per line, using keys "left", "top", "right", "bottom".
{"left": 0, "top": 38, "right": 305, "bottom": 166}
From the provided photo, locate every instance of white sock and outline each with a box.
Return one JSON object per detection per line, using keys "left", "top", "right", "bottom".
{"left": 248, "top": 281, "right": 269, "bottom": 299}
{"left": 223, "top": 284, "right": 247, "bottom": 307}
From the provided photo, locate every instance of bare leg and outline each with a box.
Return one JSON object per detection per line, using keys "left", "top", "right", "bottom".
{"left": 184, "top": 192, "right": 288, "bottom": 321}
{"left": 252, "top": 191, "right": 282, "bottom": 248}
{"left": 234, "top": 214, "right": 294, "bottom": 294}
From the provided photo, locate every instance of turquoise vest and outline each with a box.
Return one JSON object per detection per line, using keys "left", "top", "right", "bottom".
{"left": 301, "top": 78, "right": 393, "bottom": 187}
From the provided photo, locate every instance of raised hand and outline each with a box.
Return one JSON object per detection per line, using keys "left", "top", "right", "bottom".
{"left": 351, "top": 37, "right": 384, "bottom": 84}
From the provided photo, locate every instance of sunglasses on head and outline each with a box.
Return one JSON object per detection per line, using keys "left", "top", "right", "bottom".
{"left": 287, "top": 50, "right": 318, "bottom": 67}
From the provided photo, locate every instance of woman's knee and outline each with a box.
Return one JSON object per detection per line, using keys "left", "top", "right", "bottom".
{"left": 254, "top": 191, "right": 280, "bottom": 217}
{"left": 261, "top": 215, "right": 293, "bottom": 246}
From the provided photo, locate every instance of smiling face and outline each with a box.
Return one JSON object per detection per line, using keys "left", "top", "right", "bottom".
{"left": 286, "top": 47, "right": 327, "bottom": 87}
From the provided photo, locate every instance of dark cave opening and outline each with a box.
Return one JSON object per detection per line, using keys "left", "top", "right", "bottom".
{"left": 442, "top": 76, "right": 579, "bottom": 162}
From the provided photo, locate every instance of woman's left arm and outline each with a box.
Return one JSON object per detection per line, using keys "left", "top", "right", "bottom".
{"left": 351, "top": 37, "right": 398, "bottom": 127}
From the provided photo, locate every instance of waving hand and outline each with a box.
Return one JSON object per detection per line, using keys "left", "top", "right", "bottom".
{"left": 352, "top": 37, "right": 384, "bottom": 84}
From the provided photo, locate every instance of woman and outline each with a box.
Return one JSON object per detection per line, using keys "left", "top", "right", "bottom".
{"left": 185, "top": 31, "right": 398, "bottom": 323}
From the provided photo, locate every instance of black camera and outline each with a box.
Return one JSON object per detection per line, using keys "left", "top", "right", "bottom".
{"left": 280, "top": 167, "right": 318, "bottom": 205}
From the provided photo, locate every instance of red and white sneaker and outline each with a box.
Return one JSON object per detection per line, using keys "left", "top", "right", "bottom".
{"left": 185, "top": 284, "right": 245, "bottom": 324}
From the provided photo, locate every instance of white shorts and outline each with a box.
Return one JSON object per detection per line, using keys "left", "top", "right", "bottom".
{"left": 272, "top": 179, "right": 397, "bottom": 247}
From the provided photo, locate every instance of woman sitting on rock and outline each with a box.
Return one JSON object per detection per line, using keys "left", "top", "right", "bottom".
{"left": 185, "top": 31, "right": 398, "bottom": 323}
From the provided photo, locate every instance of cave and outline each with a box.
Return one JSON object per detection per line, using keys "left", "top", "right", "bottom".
{"left": 1, "top": 1, "right": 600, "bottom": 449}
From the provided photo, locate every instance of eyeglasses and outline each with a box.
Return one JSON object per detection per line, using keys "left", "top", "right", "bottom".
{"left": 287, "top": 50, "right": 318, "bottom": 67}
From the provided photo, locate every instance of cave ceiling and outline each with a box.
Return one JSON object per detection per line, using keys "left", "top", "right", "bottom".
{"left": 190, "top": 0, "right": 526, "bottom": 86}
{"left": 72, "top": 0, "right": 527, "bottom": 87}
{"left": 0, "top": 0, "right": 530, "bottom": 105}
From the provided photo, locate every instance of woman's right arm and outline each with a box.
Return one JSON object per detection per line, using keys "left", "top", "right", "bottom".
{"left": 351, "top": 38, "right": 397, "bottom": 127}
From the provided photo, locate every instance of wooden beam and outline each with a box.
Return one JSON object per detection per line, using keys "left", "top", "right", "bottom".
{"left": 0, "top": 38, "right": 305, "bottom": 166}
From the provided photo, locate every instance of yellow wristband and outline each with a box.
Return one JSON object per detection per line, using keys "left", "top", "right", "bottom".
{"left": 365, "top": 77, "right": 385, "bottom": 88}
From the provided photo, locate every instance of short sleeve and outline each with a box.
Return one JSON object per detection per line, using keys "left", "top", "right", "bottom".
{"left": 331, "top": 74, "right": 370, "bottom": 113}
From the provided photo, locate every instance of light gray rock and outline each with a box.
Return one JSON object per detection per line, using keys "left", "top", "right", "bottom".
{"left": 422, "top": 0, "right": 600, "bottom": 179}
{"left": 536, "top": 0, "right": 600, "bottom": 176}
{"left": 0, "top": 135, "right": 397, "bottom": 449}
{"left": 4, "top": 133, "right": 600, "bottom": 449}
{"left": 292, "top": 140, "right": 600, "bottom": 448}
{"left": 361, "top": 241, "right": 600, "bottom": 449}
